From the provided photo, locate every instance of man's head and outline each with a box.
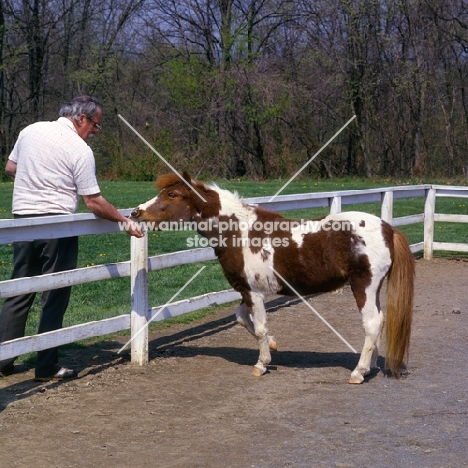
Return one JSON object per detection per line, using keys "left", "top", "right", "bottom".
{"left": 59, "top": 95, "right": 103, "bottom": 141}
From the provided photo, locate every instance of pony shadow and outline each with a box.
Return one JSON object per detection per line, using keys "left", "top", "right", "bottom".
{"left": 160, "top": 344, "right": 361, "bottom": 371}
{"left": 147, "top": 309, "right": 384, "bottom": 380}
{"left": 150, "top": 340, "right": 384, "bottom": 382}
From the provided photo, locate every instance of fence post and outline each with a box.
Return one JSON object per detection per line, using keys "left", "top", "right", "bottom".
{"left": 424, "top": 187, "right": 436, "bottom": 260}
{"left": 130, "top": 231, "right": 149, "bottom": 365}
{"left": 329, "top": 196, "right": 342, "bottom": 214}
{"left": 381, "top": 190, "right": 393, "bottom": 224}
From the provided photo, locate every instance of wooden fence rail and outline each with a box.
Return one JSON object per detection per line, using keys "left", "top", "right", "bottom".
{"left": 1, "top": 184, "right": 467, "bottom": 364}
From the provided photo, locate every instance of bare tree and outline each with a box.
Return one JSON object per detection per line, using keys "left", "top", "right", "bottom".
{"left": 2, "top": 0, "right": 468, "bottom": 180}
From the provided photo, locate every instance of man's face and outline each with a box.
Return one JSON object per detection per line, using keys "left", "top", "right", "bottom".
{"left": 76, "top": 108, "right": 102, "bottom": 141}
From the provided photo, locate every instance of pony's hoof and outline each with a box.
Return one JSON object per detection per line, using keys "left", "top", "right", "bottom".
{"left": 269, "top": 340, "right": 277, "bottom": 351}
{"left": 348, "top": 375, "right": 364, "bottom": 384}
{"left": 252, "top": 364, "right": 267, "bottom": 376}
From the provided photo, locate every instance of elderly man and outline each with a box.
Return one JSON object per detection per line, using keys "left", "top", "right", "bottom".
{"left": 0, "top": 95, "right": 143, "bottom": 381}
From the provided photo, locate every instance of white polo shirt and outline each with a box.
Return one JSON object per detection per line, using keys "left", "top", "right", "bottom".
{"left": 9, "top": 117, "right": 101, "bottom": 215}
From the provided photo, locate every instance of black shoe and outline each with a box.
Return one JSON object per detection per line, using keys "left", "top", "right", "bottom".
{"left": 0, "top": 364, "right": 15, "bottom": 377}
{"left": 34, "top": 367, "right": 78, "bottom": 382}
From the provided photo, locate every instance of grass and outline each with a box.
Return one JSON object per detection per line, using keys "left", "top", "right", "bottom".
{"left": 1, "top": 176, "right": 468, "bottom": 364}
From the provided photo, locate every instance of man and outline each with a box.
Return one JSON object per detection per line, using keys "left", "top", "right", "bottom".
{"left": 0, "top": 95, "right": 143, "bottom": 381}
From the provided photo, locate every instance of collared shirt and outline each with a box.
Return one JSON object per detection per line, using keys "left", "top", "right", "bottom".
{"left": 9, "top": 117, "right": 101, "bottom": 215}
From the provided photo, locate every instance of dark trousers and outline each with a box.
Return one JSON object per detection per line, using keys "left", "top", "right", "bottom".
{"left": 0, "top": 229, "right": 78, "bottom": 378}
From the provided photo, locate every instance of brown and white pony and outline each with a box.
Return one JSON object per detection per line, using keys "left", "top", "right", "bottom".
{"left": 130, "top": 172, "right": 415, "bottom": 384}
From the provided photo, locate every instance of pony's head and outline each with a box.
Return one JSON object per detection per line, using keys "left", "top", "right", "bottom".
{"left": 130, "top": 171, "right": 221, "bottom": 224}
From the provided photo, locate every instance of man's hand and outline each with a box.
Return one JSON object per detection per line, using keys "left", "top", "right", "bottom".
{"left": 125, "top": 219, "right": 144, "bottom": 238}
{"left": 82, "top": 193, "right": 144, "bottom": 238}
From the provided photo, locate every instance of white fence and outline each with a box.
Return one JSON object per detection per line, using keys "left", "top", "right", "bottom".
{"left": 0, "top": 183, "right": 467, "bottom": 364}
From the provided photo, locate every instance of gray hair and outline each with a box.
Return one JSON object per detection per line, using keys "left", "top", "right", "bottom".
{"left": 59, "top": 95, "right": 102, "bottom": 120}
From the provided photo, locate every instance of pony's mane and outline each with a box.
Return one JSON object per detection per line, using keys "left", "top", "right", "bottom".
{"left": 208, "top": 182, "right": 242, "bottom": 205}
{"left": 208, "top": 182, "right": 253, "bottom": 218}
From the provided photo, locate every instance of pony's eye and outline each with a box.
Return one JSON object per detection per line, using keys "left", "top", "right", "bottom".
{"left": 167, "top": 192, "right": 176, "bottom": 199}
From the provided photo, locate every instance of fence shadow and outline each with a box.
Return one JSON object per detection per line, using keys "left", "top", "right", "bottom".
{"left": 0, "top": 340, "right": 129, "bottom": 413}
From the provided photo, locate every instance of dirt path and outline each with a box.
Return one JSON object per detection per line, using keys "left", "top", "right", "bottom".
{"left": 0, "top": 257, "right": 467, "bottom": 468}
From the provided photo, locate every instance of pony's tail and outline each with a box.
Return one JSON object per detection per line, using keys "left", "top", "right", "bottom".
{"left": 385, "top": 229, "right": 415, "bottom": 377}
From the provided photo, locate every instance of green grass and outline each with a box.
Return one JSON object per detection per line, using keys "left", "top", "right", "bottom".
{"left": 1, "top": 176, "right": 468, "bottom": 363}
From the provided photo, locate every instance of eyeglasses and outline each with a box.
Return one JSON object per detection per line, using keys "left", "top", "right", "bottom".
{"left": 86, "top": 116, "right": 102, "bottom": 131}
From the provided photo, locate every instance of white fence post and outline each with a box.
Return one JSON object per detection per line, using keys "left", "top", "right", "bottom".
{"left": 381, "top": 190, "right": 393, "bottom": 224}
{"left": 130, "top": 231, "right": 149, "bottom": 365}
{"left": 329, "top": 196, "right": 342, "bottom": 214}
{"left": 424, "top": 187, "right": 436, "bottom": 260}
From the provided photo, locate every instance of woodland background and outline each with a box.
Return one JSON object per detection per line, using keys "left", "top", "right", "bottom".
{"left": 1, "top": 0, "right": 468, "bottom": 181}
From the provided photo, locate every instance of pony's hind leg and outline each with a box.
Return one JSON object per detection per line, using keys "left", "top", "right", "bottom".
{"left": 349, "top": 286, "right": 384, "bottom": 384}
{"left": 238, "top": 293, "right": 274, "bottom": 376}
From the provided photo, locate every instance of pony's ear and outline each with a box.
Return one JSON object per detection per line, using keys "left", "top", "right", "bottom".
{"left": 182, "top": 171, "right": 192, "bottom": 186}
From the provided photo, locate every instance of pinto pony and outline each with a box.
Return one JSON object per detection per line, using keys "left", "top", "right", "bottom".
{"left": 130, "top": 172, "right": 415, "bottom": 384}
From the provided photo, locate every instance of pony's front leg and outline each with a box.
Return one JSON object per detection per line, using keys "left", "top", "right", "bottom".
{"left": 247, "top": 293, "right": 272, "bottom": 376}
{"left": 236, "top": 301, "right": 277, "bottom": 352}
